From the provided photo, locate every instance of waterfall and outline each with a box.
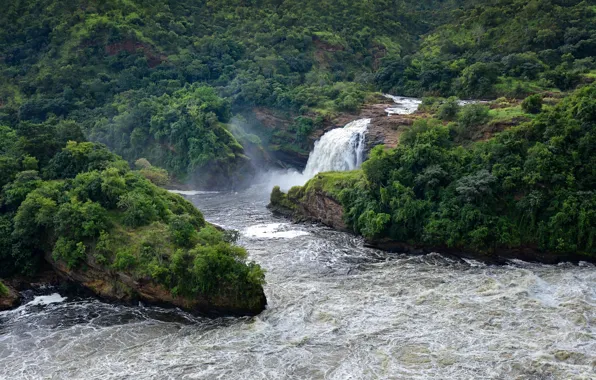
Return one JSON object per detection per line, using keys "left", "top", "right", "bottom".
{"left": 267, "top": 119, "right": 370, "bottom": 190}
{"left": 303, "top": 119, "right": 370, "bottom": 177}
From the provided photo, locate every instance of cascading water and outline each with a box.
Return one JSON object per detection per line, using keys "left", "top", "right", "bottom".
{"left": 269, "top": 118, "right": 370, "bottom": 190}
{"left": 303, "top": 118, "right": 370, "bottom": 177}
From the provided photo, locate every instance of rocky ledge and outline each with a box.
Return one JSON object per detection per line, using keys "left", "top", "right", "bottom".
{"left": 1, "top": 249, "right": 266, "bottom": 317}
{"left": 45, "top": 251, "right": 266, "bottom": 317}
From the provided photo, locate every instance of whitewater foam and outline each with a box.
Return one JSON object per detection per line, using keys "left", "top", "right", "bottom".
{"left": 243, "top": 223, "right": 310, "bottom": 239}
{"left": 26, "top": 293, "right": 67, "bottom": 306}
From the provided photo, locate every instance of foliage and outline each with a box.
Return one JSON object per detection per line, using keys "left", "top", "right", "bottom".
{"left": 0, "top": 125, "right": 264, "bottom": 301}
{"left": 0, "top": 0, "right": 464, "bottom": 183}
{"left": 436, "top": 97, "right": 461, "bottom": 121}
{"left": 376, "top": 0, "right": 596, "bottom": 98}
{"left": 288, "top": 84, "right": 596, "bottom": 258}
{"left": 169, "top": 214, "right": 199, "bottom": 248}
{"left": 0, "top": 281, "right": 9, "bottom": 297}
{"left": 456, "top": 104, "right": 491, "bottom": 139}
{"left": 521, "top": 94, "right": 543, "bottom": 114}
{"left": 52, "top": 238, "right": 87, "bottom": 269}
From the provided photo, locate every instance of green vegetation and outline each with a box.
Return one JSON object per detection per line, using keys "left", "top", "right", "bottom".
{"left": 0, "top": 0, "right": 462, "bottom": 183}
{"left": 376, "top": 0, "right": 596, "bottom": 98}
{"left": 0, "top": 281, "right": 9, "bottom": 297}
{"left": 1, "top": 0, "right": 595, "bottom": 273}
{"left": 134, "top": 158, "right": 170, "bottom": 186}
{"left": 1, "top": 0, "right": 593, "bottom": 185}
{"left": 280, "top": 84, "right": 596, "bottom": 259}
{"left": 521, "top": 94, "right": 544, "bottom": 114}
{"left": 0, "top": 120, "right": 265, "bottom": 304}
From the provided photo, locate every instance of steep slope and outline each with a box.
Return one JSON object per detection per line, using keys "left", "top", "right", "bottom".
{"left": 0, "top": 0, "right": 466, "bottom": 181}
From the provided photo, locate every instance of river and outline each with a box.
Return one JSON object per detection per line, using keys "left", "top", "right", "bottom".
{"left": 0, "top": 182, "right": 594, "bottom": 379}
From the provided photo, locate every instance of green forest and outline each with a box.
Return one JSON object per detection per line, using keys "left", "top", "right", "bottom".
{"left": 0, "top": 0, "right": 453, "bottom": 184}
{"left": 1, "top": 0, "right": 595, "bottom": 305}
{"left": 1, "top": 1, "right": 594, "bottom": 181}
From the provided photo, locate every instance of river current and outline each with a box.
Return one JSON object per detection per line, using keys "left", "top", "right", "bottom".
{"left": 0, "top": 182, "right": 594, "bottom": 379}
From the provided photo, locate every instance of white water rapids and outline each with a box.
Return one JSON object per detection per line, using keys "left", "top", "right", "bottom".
{"left": 383, "top": 95, "right": 484, "bottom": 116}
{"left": 1, "top": 185, "right": 594, "bottom": 379}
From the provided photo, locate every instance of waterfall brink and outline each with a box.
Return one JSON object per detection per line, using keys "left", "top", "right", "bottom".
{"left": 303, "top": 119, "right": 370, "bottom": 177}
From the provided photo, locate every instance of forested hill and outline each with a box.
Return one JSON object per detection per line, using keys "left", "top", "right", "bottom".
{"left": 1, "top": 0, "right": 594, "bottom": 185}
{"left": 377, "top": 0, "right": 596, "bottom": 98}
{"left": 0, "top": 0, "right": 467, "bottom": 184}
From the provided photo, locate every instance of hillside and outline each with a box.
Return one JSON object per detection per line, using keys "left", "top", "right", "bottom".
{"left": 376, "top": 0, "right": 596, "bottom": 98}
{"left": 0, "top": 0, "right": 472, "bottom": 184}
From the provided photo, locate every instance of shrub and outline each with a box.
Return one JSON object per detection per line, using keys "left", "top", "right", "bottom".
{"left": 54, "top": 200, "right": 110, "bottom": 241}
{"left": 118, "top": 191, "right": 158, "bottom": 227}
{"left": 52, "top": 238, "right": 87, "bottom": 269}
{"left": 134, "top": 158, "right": 152, "bottom": 170}
{"left": 112, "top": 249, "right": 137, "bottom": 270}
{"left": 521, "top": 94, "right": 543, "bottom": 114}
{"left": 0, "top": 281, "right": 9, "bottom": 297}
{"left": 458, "top": 104, "right": 490, "bottom": 130}
{"left": 139, "top": 167, "right": 169, "bottom": 186}
{"left": 169, "top": 214, "right": 199, "bottom": 248}
{"left": 437, "top": 97, "right": 461, "bottom": 121}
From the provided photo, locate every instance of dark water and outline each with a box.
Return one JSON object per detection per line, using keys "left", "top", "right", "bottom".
{"left": 1, "top": 183, "right": 595, "bottom": 379}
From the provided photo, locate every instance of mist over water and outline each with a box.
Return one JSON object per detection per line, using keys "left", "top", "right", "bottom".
{"left": 1, "top": 184, "right": 594, "bottom": 380}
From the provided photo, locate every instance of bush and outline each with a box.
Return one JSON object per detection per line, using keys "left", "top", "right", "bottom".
{"left": 134, "top": 158, "right": 152, "bottom": 170}
{"left": 139, "top": 167, "right": 169, "bottom": 186}
{"left": 112, "top": 249, "right": 137, "bottom": 270}
{"left": 135, "top": 158, "right": 170, "bottom": 186}
{"left": 118, "top": 191, "right": 159, "bottom": 227}
{"left": 0, "top": 281, "right": 9, "bottom": 297}
{"left": 169, "top": 214, "right": 199, "bottom": 248}
{"left": 52, "top": 238, "right": 87, "bottom": 269}
{"left": 521, "top": 94, "right": 543, "bottom": 114}
{"left": 437, "top": 97, "right": 461, "bottom": 121}
{"left": 458, "top": 104, "right": 490, "bottom": 130}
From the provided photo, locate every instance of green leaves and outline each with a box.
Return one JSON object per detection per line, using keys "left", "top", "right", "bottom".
{"left": 335, "top": 84, "right": 596, "bottom": 257}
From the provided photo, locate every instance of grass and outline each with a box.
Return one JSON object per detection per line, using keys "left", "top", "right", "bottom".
{"left": 301, "top": 170, "right": 364, "bottom": 199}
{"left": 493, "top": 77, "right": 547, "bottom": 97}
{"left": 0, "top": 281, "right": 10, "bottom": 297}
{"left": 488, "top": 105, "right": 528, "bottom": 120}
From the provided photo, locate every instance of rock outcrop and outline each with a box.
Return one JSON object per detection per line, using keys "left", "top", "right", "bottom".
{"left": 45, "top": 251, "right": 267, "bottom": 317}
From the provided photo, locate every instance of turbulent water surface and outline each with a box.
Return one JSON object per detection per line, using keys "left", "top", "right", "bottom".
{"left": 1, "top": 184, "right": 595, "bottom": 379}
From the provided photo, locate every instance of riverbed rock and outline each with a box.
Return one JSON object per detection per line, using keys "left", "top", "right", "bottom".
{"left": 296, "top": 188, "right": 348, "bottom": 231}
{"left": 0, "top": 282, "right": 21, "bottom": 311}
{"left": 45, "top": 251, "right": 267, "bottom": 317}
{"left": 247, "top": 100, "right": 421, "bottom": 171}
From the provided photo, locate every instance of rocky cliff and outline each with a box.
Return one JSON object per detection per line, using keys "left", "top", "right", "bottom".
{"left": 0, "top": 282, "right": 20, "bottom": 311}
